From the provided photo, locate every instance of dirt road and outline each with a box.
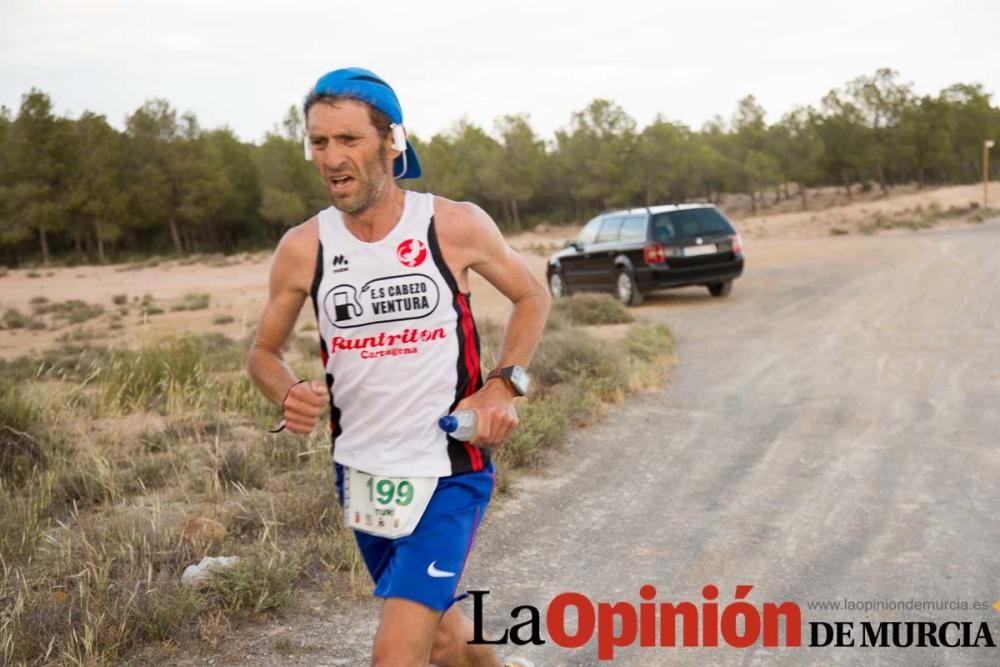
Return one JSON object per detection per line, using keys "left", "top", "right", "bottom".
{"left": 177, "top": 216, "right": 1000, "bottom": 666}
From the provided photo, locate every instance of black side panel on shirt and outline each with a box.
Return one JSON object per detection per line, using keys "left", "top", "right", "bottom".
{"left": 310, "top": 238, "right": 343, "bottom": 448}
{"left": 427, "top": 216, "right": 490, "bottom": 475}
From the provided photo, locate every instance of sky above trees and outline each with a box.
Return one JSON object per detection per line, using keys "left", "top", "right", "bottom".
{"left": 1, "top": 0, "right": 997, "bottom": 143}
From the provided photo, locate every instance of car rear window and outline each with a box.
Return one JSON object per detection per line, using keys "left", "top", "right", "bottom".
{"left": 652, "top": 208, "right": 734, "bottom": 241}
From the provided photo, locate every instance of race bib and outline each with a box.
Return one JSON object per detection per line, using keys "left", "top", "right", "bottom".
{"left": 343, "top": 467, "right": 438, "bottom": 539}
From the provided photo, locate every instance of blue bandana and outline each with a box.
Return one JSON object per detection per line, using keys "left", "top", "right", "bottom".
{"left": 305, "top": 67, "right": 422, "bottom": 180}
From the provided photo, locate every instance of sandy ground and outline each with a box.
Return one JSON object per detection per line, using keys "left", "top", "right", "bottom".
{"left": 0, "top": 183, "right": 994, "bottom": 361}
{"left": 734, "top": 182, "right": 990, "bottom": 239}
{"left": 0, "top": 228, "right": 560, "bottom": 360}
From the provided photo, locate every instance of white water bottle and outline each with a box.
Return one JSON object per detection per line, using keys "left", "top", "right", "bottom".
{"left": 439, "top": 409, "right": 478, "bottom": 441}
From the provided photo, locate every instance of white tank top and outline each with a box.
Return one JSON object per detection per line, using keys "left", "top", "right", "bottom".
{"left": 309, "top": 190, "right": 489, "bottom": 477}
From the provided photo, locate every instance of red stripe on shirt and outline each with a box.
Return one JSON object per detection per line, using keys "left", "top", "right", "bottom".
{"left": 456, "top": 293, "right": 483, "bottom": 471}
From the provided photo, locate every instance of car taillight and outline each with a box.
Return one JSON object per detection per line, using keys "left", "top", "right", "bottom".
{"left": 643, "top": 243, "right": 666, "bottom": 265}
{"left": 731, "top": 234, "right": 743, "bottom": 255}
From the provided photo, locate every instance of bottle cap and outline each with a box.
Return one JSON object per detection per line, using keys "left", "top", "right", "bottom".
{"left": 439, "top": 415, "right": 458, "bottom": 433}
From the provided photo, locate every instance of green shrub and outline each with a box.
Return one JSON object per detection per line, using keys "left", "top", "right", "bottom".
{"left": 624, "top": 322, "right": 674, "bottom": 363}
{"left": 1, "top": 308, "right": 30, "bottom": 329}
{"left": 170, "top": 293, "right": 211, "bottom": 312}
{"left": 32, "top": 299, "right": 104, "bottom": 324}
{"left": 530, "top": 328, "right": 629, "bottom": 400}
{"left": 553, "top": 294, "right": 634, "bottom": 325}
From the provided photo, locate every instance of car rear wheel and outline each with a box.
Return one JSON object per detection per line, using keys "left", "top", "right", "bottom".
{"left": 707, "top": 280, "right": 733, "bottom": 298}
{"left": 549, "top": 272, "right": 570, "bottom": 299}
{"left": 616, "top": 270, "right": 643, "bottom": 306}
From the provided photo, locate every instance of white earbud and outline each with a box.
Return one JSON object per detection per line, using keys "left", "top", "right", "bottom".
{"left": 390, "top": 123, "right": 407, "bottom": 152}
{"left": 303, "top": 134, "right": 311, "bottom": 161}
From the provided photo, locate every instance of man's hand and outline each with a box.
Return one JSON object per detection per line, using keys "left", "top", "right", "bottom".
{"left": 283, "top": 380, "right": 330, "bottom": 434}
{"left": 454, "top": 379, "right": 519, "bottom": 448}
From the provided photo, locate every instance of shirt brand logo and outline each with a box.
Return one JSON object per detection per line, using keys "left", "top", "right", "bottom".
{"left": 427, "top": 561, "right": 456, "bottom": 578}
{"left": 331, "top": 255, "right": 349, "bottom": 273}
{"left": 397, "top": 239, "right": 428, "bottom": 268}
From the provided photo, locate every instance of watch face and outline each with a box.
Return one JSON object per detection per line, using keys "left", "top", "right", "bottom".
{"left": 509, "top": 366, "right": 529, "bottom": 395}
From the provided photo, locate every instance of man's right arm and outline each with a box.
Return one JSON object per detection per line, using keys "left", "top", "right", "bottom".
{"left": 247, "top": 220, "right": 329, "bottom": 433}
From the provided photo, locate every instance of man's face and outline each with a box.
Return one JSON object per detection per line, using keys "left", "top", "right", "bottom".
{"left": 307, "top": 99, "right": 394, "bottom": 215}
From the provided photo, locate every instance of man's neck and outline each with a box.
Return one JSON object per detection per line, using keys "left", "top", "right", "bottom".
{"left": 342, "top": 184, "right": 406, "bottom": 243}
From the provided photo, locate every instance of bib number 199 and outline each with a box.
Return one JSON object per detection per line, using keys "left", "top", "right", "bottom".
{"left": 366, "top": 477, "right": 414, "bottom": 506}
{"left": 345, "top": 467, "right": 436, "bottom": 538}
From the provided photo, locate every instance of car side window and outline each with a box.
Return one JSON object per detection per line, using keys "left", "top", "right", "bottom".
{"left": 595, "top": 217, "right": 625, "bottom": 243}
{"left": 652, "top": 218, "right": 676, "bottom": 243}
{"left": 620, "top": 215, "right": 647, "bottom": 242}
{"left": 576, "top": 217, "right": 603, "bottom": 245}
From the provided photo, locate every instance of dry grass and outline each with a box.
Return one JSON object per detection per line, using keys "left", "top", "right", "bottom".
{"left": 0, "top": 333, "right": 342, "bottom": 664}
{"left": 0, "top": 295, "right": 674, "bottom": 662}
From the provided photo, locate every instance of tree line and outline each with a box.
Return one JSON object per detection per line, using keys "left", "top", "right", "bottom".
{"left": 1, "top": 68, "right": 997, "bottom": 265}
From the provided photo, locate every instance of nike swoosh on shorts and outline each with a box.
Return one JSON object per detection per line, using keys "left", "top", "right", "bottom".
{"left": 427, "top": 561, "right": 456, "bottom": 578}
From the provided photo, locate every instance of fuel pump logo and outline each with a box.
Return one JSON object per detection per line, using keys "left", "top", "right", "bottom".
{"left": 331, "top": 286, "right": 363, "bottom": 322}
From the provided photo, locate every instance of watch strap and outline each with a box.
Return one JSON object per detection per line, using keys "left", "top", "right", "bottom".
{"left": 486, "top": 367, "right": 525, "bottom": 397}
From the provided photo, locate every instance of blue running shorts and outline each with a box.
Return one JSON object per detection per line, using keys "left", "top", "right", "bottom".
{"left": 335, "top": 462, "right": 495, "bottom": 611}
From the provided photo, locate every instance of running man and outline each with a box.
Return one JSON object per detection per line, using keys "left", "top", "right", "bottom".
{"left": 247, "top": 67, "right": 549, "bottom": 667}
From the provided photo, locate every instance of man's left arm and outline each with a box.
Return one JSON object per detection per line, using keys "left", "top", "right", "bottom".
{"left": 443, "top": 202, "right": 551, "bottom": 448}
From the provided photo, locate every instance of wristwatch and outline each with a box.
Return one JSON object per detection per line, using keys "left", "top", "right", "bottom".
{"left": 486, "top": 365, "right": 529, "bottom": 397}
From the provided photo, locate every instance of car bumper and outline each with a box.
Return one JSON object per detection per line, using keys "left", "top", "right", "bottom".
{"left": 636, "top": 255, "right": 744, "bottom": 291}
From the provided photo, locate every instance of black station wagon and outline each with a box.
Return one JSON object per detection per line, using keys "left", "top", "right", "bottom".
{"left": 546, "top": 204, "right": 745, "bottom": 306}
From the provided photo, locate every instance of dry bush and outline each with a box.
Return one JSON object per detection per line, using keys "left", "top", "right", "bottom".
{"left": 552, "top": 293, "right": 634, "bottom": 325}
{"left": 2, "top": 308, "right": 31, "bottom": 330}
{"left": 215, "top": 446, "right": 269, "bottom": 490}
{"left": 170, "top": 292, "right": 211, "bottom": 312}
{"left": 32, "top": 298, "right": 104, "bottom": 324}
